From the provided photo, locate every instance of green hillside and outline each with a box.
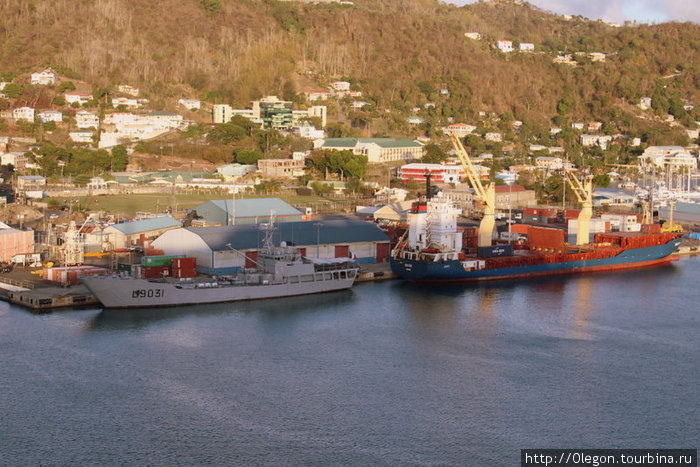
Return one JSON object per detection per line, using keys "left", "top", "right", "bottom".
{"left": 0, "top": 0, "right": 698, "bottom": 154}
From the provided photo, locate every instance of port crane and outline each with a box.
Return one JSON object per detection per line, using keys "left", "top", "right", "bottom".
{"left": 448, "top": 133, "right": 495, "bottom": 247}
{"left": 563, "top": 170, "right": 593, "bottom": 246}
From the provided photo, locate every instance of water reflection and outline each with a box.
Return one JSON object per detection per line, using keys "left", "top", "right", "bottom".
{"left": 569, "top": 276, "right": 593, "bottom": 340}
{"left": 87, "top": 289, "right": 355, "bottom": 331}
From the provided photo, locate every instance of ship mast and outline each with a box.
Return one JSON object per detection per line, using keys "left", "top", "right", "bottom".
{"left": 448, "top": 133, "right": 495, "bottom": 247}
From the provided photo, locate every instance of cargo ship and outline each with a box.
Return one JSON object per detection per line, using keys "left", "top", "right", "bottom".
{"left": 82, "top": 222, "right": 358, "bottom": 308}
{"left": 390, "top": 195, "right": 683, "bottom": 282}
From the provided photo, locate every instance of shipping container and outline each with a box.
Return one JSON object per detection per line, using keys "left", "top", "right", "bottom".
{"left": 117, "top": 263, "right": 132, "bottom": 273}
{"left": 172, "top": 257, "right": 196, "bottom": 269}
{"left": 564, "top": 209, "right": 581, "bottom": 220}
{"left": 510, "top": 223, "right": 530, "bottom": 235}
{"left": 141, "top": 255, "right": 184, "bottom": 267}
{"left": 477, "top": 244, "right": 514, "bottom": 258}
{"left": 142, "top": 265, "right": 171, "bottom": 278}
{"left": 43, "top": 266, "right": 108, "bottom": 284}
{"left": 172, "top": 267, "right": 197, "bottom": 278}
{"left": 144, "top": 248, "right": 165, "bottom": 256}
{"left": 528, "top": 226, "right": 565, "bottom": 250}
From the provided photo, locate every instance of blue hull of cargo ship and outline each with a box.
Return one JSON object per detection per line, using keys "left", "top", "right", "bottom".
{"left": 390, "top": 238, "right": 681, "bottom": 282}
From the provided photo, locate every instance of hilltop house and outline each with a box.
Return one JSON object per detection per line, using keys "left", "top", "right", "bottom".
{"left": 638, "top": 146, "right": 696, "bottom": 173}
{"left": 496, "top": 40, "right": 513, "bottom": 53}
{"left": 178, "top": 99, "right": 201, "bottom": 110}
{"left": 442, "top": 123, "right": 476, "bottom": 137}
{"left": 31, "top": 70, "right": 56, "bottom": 86}
{"left": 117, "top": 85, "right": 139, "bottom": 96}
{"left": 76, "top": 111, "right": 99, "bottom": 129}
{"left": 69, "top": 130, "right": 94, "bottom": 143}
{"left": 12, "top": 107, "right": 34, "bottom": 122}
{"left": 65, "top": 93, "right": 91, "bottom": 106}
{"left": 38, "top": 110, "right": 63, "bottom": 123}
{"left": 315, "top": 137, "right": 424, "bottom": 164}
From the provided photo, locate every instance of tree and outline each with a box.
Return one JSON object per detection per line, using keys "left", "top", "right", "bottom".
{"left": 207, "top": 122, "right": 246, "bottom": 144}
{"left": 282, "top": 80, "right": 297, "bottom": 102}
{"left": 57, "top": 81, "right": 75, "bottom": 93}
{"left": 311, "top": 181, "right": 332, "bottom": 194}
{"left": 234, "top": 148, "right": 264, "bottom": 165}
{"left": 111, "top": 145, "right": 128, "bottom": 171}
{"left": 557, "top": 95, "right": 575, "bottom": 115}
{"left": 3, "top": 83, "right": 23, "bottom": 99}
{"left": 593, "top": 174, "right": 610, "bottom": 188}
{"left": 422, "top": 143, "right": 447, "bottom": 164}
{"left": 73, "top": 174, "right": 91, "bottom": 186}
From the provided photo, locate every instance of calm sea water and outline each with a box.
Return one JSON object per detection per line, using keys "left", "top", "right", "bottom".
{"left": 2, "top": 257, "right": 699, "bottom": 466}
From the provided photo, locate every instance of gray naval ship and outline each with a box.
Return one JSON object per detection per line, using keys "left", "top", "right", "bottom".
{"left": 82, "top": 221, "right": 359, "bottom": 308}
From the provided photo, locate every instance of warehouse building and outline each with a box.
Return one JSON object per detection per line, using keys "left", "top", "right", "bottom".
{"left": 151, "top": 219, "right": 391, "bottom": 274}
{"left": 190, "top": 198, "right": 302, "bottom": 226}
{"left": 103, "top": 216, "right": 181, "bottom": 249}
{"left": 0, "top": 222, "right": 34, "bottom": 262}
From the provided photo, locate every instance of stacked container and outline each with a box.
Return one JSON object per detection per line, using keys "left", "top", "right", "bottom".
{"left": 171, "top": 257, "right": 197, "bottom": 278}
{"left": 43, "top": 266, "right": 108, "bottom": 285}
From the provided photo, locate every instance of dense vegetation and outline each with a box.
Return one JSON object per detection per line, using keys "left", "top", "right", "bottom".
{"left": 0, "top": 0, "right": 697, "bottom": 127}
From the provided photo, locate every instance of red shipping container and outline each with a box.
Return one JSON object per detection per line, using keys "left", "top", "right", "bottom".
{"left": 144, "top": 248, "right": 165, "bottom": 256}
{"left": 527, "top": 226, "right": 565, "bottom": 250}
{"left": 172, "top": 257, "right": 196, "bottom": 269}
{"left": 172, "top": 268, "right": 197, "bottom": 278}
{"left": 564, "top": 209, "right": 581, "bottom": 220}
{"left": 510, "top": 223, "right": 530, "bottom": 235}
{"left": 143, "top": 266, "right": 171, "bottom": 278}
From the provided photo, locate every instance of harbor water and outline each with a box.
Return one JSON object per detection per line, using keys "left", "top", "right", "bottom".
{"left": 1, "top": 257, "right": 699, "bottom": 466}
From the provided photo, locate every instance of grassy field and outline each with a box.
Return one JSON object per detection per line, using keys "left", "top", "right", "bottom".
{"left": 47, "top": 192, "right": 370, "bottom": 218}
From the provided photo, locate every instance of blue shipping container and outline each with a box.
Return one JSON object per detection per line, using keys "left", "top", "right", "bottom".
{"left": 477, "top": 244, "right": 514, "bottom": 258}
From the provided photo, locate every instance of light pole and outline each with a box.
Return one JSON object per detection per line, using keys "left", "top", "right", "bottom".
{"left": 507, "top": 178, "right": 513, "bottom": 244}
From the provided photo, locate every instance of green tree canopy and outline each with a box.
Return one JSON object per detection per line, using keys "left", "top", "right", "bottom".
{"left": 422, "top": 143, "right": 447, "bottom": 164}
{"left": 234, "top": 148, "right": 264, "bottom": 165}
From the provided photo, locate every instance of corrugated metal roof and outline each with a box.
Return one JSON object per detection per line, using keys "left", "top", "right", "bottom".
{"left": 195, "top": 198, "right": 302, "bottom": 219}
{"left": 110, "top": 216, "right": 181, "bottom": 234}
{"left": 186, "top": 219, "right": 389, "bottom": 251}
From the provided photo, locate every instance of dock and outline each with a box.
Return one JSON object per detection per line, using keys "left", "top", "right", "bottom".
{"left": 356, "top": 262, "right": 397, "bottom": 282}
{"left": 0, "top": 269, "right": 100, "bottom": 312}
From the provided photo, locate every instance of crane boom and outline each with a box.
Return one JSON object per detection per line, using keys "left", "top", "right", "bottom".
{"left": 448, "top": 133, "right": 495, "bottom": 247}
{"left": 564, "top": 171, "right": 593, "bottom": 246}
